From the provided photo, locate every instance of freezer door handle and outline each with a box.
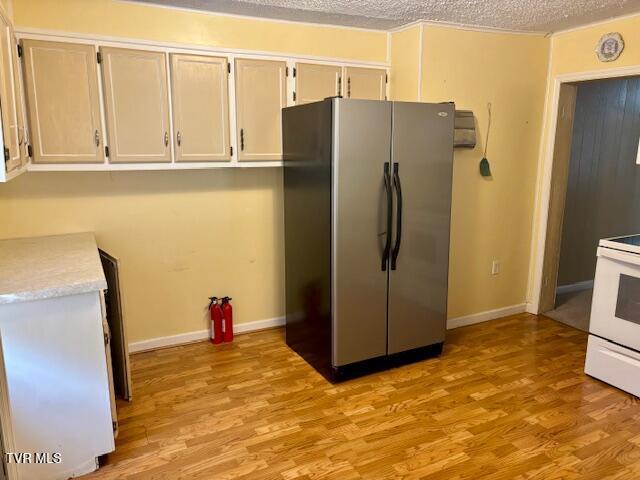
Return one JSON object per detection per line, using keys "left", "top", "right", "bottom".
{"left": 382, "top": 162, "right": 392, "bottom": 271}
{"left": 391, "top": 162, "right": 403, "bottom": 270}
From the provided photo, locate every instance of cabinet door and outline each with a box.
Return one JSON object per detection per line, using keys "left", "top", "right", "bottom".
{"left": 344, "top": 66, "right": 386, "bottom": 100}
{"left": 10, "top": 32, "right": 27, "bottom": 168}
{"left": 170, "top": 54, "right": 230, "bottom": 162}
{"left": 295, "top": 63, "right": 341, "bottom": 105}
{"left": 0, "top": 23, "right": 22, "bottom": 172}
{"left": 101, "top": 47, "right": 171, "bottom": 163}
{"left": 235, "top": 58, "right": 286, "bottom": 161}
{"left": 22, "top": 40, "right": 104, "bottom": 164}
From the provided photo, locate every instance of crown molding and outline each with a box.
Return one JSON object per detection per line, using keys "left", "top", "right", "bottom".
{"left": 416, "top": 20, "right": 548, "bottom": 36}
{"left": 551, "top": 10, "right": 640, "bottom": 37}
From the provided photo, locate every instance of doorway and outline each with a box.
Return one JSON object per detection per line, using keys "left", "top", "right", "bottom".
{"left": 539, "top": 75, "right": 640, "bottom": 330}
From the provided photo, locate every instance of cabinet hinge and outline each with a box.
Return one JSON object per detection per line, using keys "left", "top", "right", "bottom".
{"left": 16, "top": 44, "right": 22, "bottom": 58}
{"left": 227, "top": 62, "right": 231, "bottom": 74}
{"left": 293, "top": 91, "right": 296, "bottom": 102}
{"left": 230, "top": 146, "right": 233, "bottom": 156}
{"left": 385, "top": 73, "right": 388, "bottom": 83}
{"left": 3, "top": 147, "right": 9, "bottom": 162}
{"left": 105, "top": 146, "right": 110, "bottom": 158}
{"left": 27, "top": 144, "right": 33, "bottom": 158}
{"left": 286, "top": 66, "right": 289, "bottom": 77}
{"left": 293, "top": 67, "right": 296, "bottom": 78}
{"left": 97, "top": 51, "right": 102, "bottom": 64}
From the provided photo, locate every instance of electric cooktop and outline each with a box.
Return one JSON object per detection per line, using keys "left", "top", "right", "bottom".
{"left": 600, "top": 235, "right": 640, "bottom": 254}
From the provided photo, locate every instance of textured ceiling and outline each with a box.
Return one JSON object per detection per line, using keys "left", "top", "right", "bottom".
{"left": 131, "top": 0, "right": 640, "bottom": 32}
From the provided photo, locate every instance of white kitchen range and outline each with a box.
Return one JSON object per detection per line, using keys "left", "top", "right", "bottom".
{"left": 585, "top": 235, "right": 640, "bottom": 397}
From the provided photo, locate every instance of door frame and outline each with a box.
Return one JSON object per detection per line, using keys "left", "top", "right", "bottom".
{"left": 529, "top": 63, "right": 640, "bottom": 314}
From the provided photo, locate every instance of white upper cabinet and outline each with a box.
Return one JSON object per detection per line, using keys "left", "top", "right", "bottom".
{"left": 170, "top": 54, "right": 230, "bottom": 162}
{"left": 234, "top": 58, "right": 287, "bottom": 161}
{"left": 0, "top": 22, "right": 27, "bottom": 179}
{"left": 100, "top": 47, "right": 171, "bottom": 163}
{"left": 22, "top": 40, "right": 104, "bottom": 164}
{"left": 344, "top": 66, "right": 387, "bottom": 100}
{"left": 295, "top": 63, "right": 341, "bottom": 105}
{"left": 1, "top": 25, "right": 25, "bottom": 172}
{"left": 15, "top": 33, "right": 388, "bottom": 171}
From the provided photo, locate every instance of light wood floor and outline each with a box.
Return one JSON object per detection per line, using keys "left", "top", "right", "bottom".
{"left": 83, "top": 314, "right": 640, "bottom": 479}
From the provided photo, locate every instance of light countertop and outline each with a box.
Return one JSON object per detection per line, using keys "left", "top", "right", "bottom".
{"left": 0, "top": 233, "right": 107, "bottom": 305}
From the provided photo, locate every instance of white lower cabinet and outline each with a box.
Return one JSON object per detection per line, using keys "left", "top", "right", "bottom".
{"left": 0, "top": 292, "right": 115, "bottom": 480}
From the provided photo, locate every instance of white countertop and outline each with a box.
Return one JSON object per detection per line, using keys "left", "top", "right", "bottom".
{"left": 0, "top": 233, "right": 107, "bottom": 305}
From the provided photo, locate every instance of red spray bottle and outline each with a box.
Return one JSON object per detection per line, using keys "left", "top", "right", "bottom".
{"left": 208, "top": 297, "right": 223, "bottom": 344}
{"left": 221, "top": 297, "right": 233, "bottom": 343}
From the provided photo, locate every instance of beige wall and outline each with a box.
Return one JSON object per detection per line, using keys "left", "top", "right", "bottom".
{"left": 5, "top": 0, "right": 613, "bottom": 342}
{"left": 528, "top": 14, "right": 640, "bottom": 305}
{"left": 550, "top": 16, "right": 640, "bottom": 76}
{"left": 13, "top": 0, "right": 387, "bottom": 62}
{"left": 421, "top": 27, "right": 549, "bottom": 318}
{"left": 0, "top": 170, "right": 283, "bottom": 343}
{"left": 0, "top": 0, "right": 388, "bottom": 344}
{"left": 389, "top": 25, "right": 421, "bottom": 101}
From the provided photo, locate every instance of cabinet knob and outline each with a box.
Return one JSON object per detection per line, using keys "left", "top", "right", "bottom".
{"left": 240, "top": 128, "right": 244, "bottom": 151}
{"left": 164, "top": 131, "right": 169, "bottom": 147}
{"left": 94, "top": 130, "right": 100, "bottom": 147}
{"left": 177, "top": 131, "right": 182, "bottom": 147}
{"left": 347, "top": 77, "right": 351, "bottom": 98}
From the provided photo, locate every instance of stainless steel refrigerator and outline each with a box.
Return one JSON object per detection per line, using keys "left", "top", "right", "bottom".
{"left": 283, "top": 98, "right": 454, "bottom": 381}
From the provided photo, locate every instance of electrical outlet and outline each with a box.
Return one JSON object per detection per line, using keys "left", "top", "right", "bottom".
{"left": 491, "top": 260, "right": 500, "bottom": 276}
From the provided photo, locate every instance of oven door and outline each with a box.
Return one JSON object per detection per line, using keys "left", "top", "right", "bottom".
{"left": 590, "top": 246, "right": 640, "bottom": 352}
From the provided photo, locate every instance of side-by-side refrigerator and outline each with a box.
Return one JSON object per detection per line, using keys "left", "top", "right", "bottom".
{"left": 283, "top": 98, "right": 454, "bottom": 381}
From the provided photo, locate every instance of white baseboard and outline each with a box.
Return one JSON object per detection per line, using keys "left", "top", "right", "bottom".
{"left": 234, "top": 316, "right": 285, "bottom": 334}
{"left": 130, "top": 304, "right": 528, "bottom": 353}
{"left": 446, "top": 303, "right": 527, "bottom": 330}
{"left": 556, "top": 280, "right": 594, "bottom": 295}
{"left": 128, "top": 316, "right": 285, "bottom": 353}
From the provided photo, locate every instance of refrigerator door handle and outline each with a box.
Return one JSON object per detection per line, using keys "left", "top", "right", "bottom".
{"left": 391, "top": 162, "right": 403, "bottom": 270}
{"left": 382, "top": 162, "right": 392, "bottom": 271}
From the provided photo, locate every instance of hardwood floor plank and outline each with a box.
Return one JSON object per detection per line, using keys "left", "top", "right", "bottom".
{"left": 82, "top": 314, "right": 640, "bottom": 479}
